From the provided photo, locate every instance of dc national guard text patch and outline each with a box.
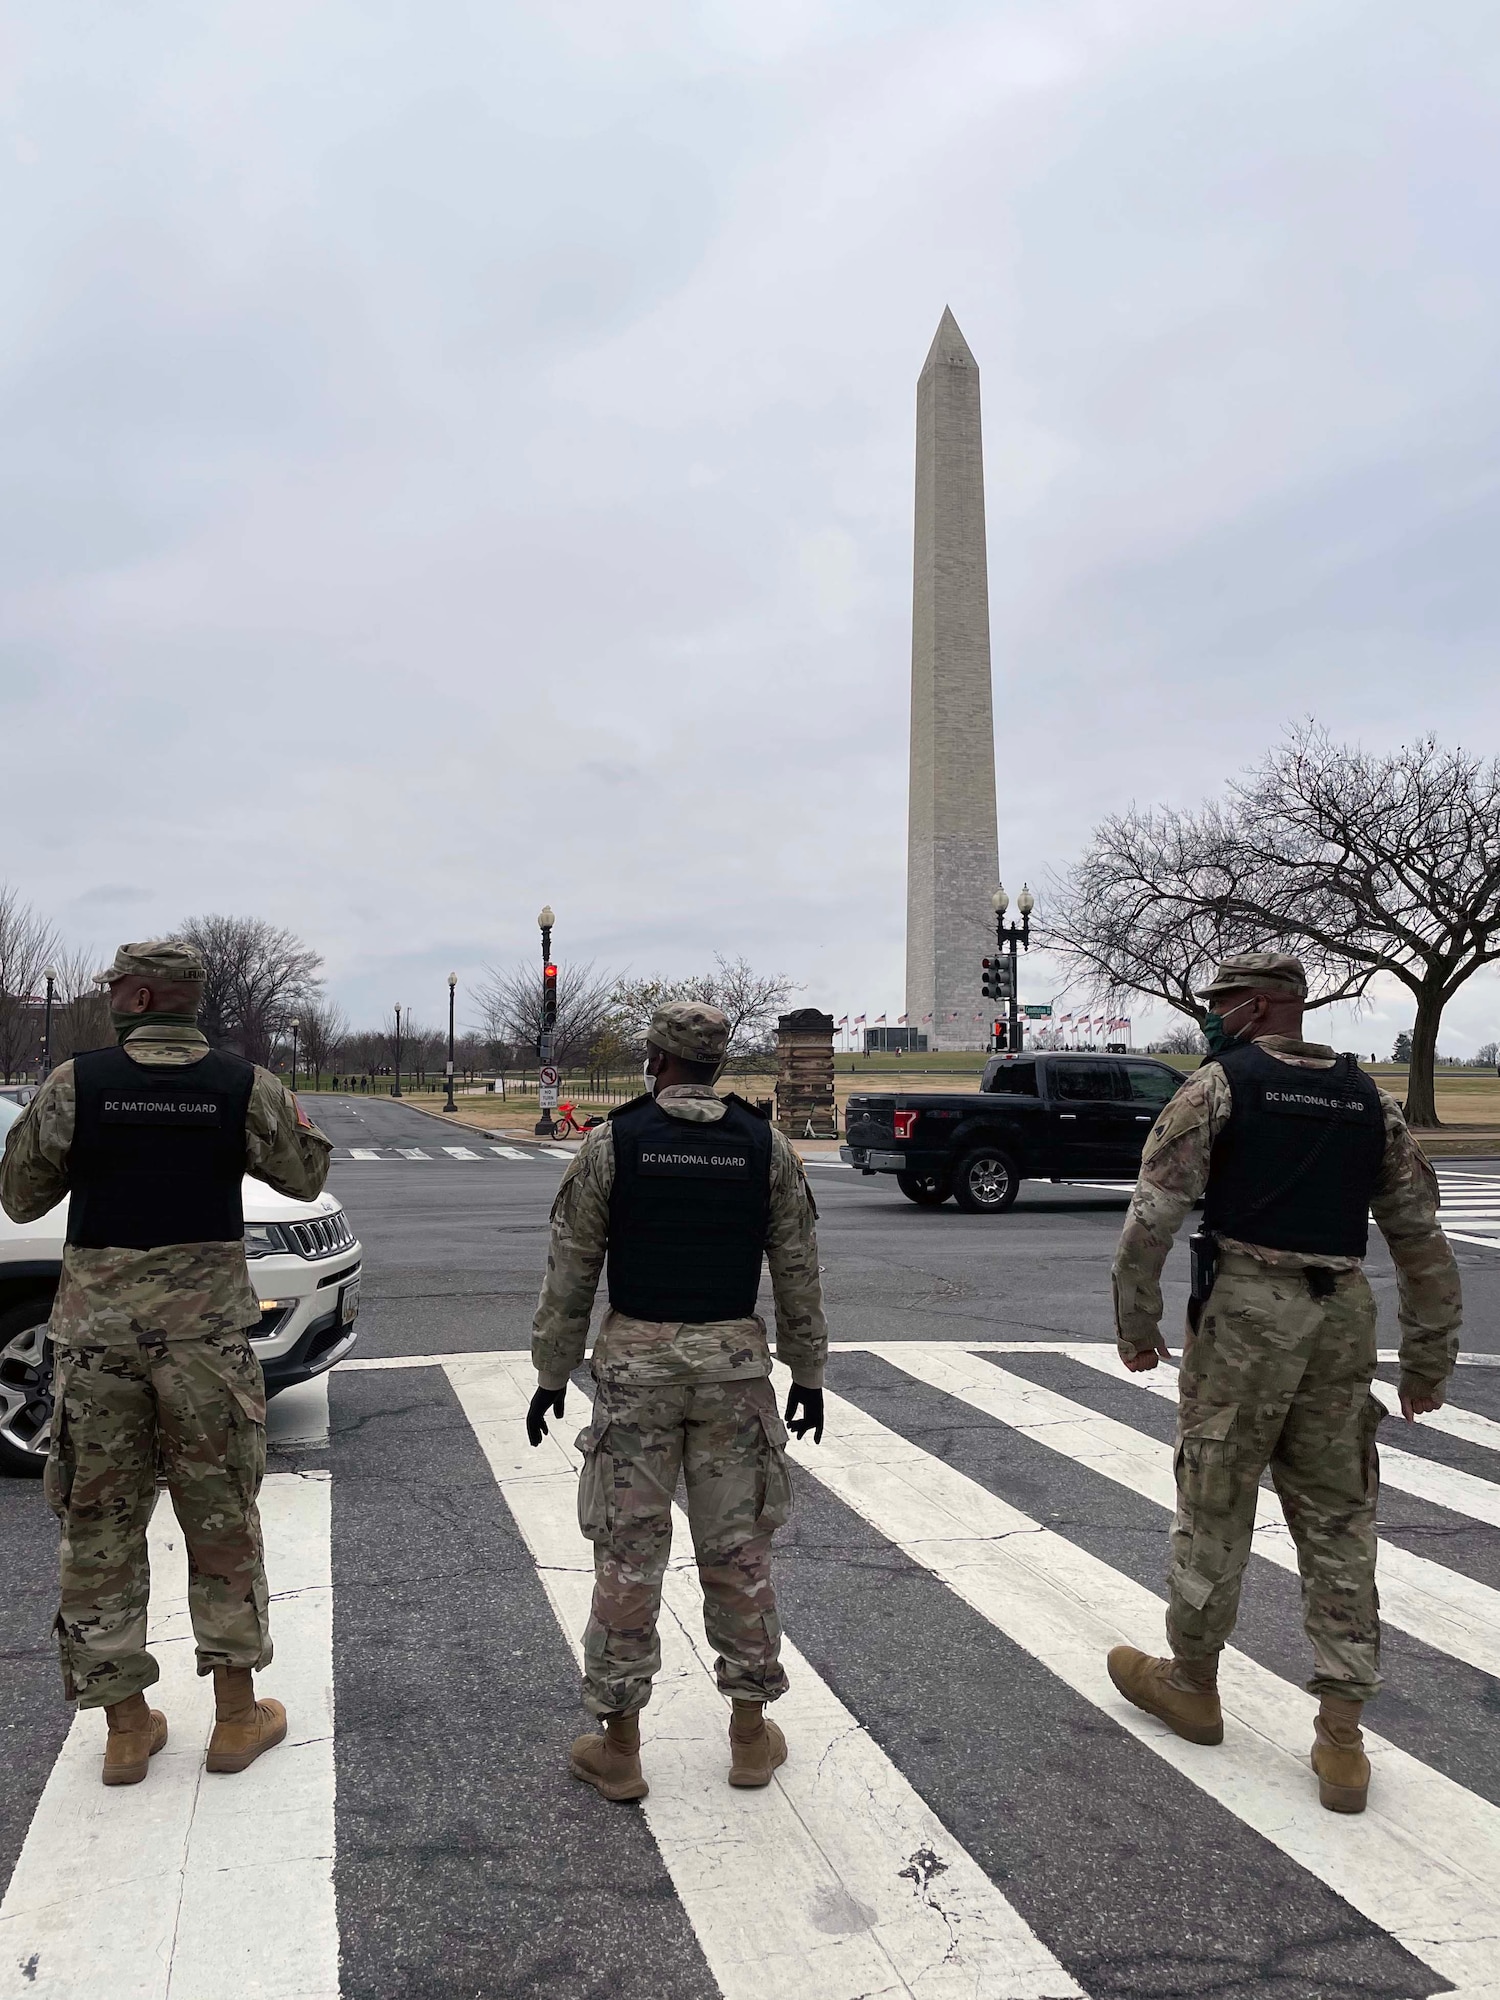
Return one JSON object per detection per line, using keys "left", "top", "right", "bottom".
{"left": 1260, "top": 1085, "right": 1371, "bottom": 1121}
{"left": 100, "top": 1094, "right": 224, "bottom": 1127}
{"left": 638, "top": 1143, "right": 751, "bottom": 1180}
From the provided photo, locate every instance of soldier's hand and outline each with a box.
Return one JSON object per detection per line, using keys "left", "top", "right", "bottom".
{"left": 1119, "top": 1335, "right": 1170, "bottom": 1374}
{"left": 785, "top": 1383, "right": 824, "bottom": 1444}
{"left": 526, "top": 1386, "right": 566, "bottom": 1447}
{"left": 1399, "top": 1378, "right": 1445, "bottom": 1422}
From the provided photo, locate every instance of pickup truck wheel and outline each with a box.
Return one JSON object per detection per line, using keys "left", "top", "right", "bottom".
{"left": 0, "top": 1299, "right": 56, "bottom": 1478}
{"left": 897, "top": 1171, "right": 951, "bottom": 1207}
{"left": 953, "top": 1147, "right": 1021, "bottom": 1215}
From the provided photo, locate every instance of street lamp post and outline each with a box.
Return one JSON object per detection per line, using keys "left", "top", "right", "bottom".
{"left": 535, "top": 905, "right": 557, "bottom": 1138}
{"left": 290, "top": 1017, "right": 300, "bottom": 1093}
{"left": 990, "top": 882, "right": 1036, "bottom": 1053}
{"left": 392, "top": 1004, "right": 403, "bottom": 1097}
{"left": 444, "top": 973, "right": 458, "bottom": 1113}
{"left": 41, "top": 966, "right": 57, "bottom": 1077}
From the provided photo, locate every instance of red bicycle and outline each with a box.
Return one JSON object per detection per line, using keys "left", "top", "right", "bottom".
{"left": 552, "top": 1101, "right": 604, "bottom": 1138}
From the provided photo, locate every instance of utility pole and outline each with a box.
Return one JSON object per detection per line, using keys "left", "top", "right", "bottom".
{"left": 535, "top": 906, "right": 558, "bottom": 1138}
{"left": 444, "top": 974, "right": 458, "bottom": 1113}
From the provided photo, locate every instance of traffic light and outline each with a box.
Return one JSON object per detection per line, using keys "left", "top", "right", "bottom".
{"left": 542, "top": 962, "right": 558, "bottom": 1032}
{"left": 981, "top": 956, "right": 1014, "bottom": 1002}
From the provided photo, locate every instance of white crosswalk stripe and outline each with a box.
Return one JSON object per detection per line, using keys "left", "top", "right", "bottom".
{"left": 797, "top": 1360, "right": 1500, "bottom": 2000}
{"left": 448, "top": 1354, "right": 1081, "bottom": 2000}
{"left": 1435, "top": 1167, "right": 1500, "bottom": 1249}
{"left": 334, "top": 1143, "right": 563, "bottom": 1162}
{"left": 0, "top": 1473, "right": 336, "bottom": 2000}
{"left": 7, "top": 1339, "right": 1500, "bottom": 2000}
{"left": 876, "top": 1342, "right": 1500, "bottom": 1680}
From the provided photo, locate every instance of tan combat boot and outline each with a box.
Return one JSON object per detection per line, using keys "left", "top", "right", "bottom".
{"left": 728, "top": 1700, "right": 787, "bottom": 1788}
{"left": 101, "top": 1692, "right": 168, "bottom": 1786}
{"left": 1311, "top": 1695, "right": 1370, "bottom": 1813}
{"left": 569, "top": 1712, "right": 649, "bottom": 1802}
{"left": 205, "top": 1666, "right": 287, "bottom": 1774}
{"left": 1107, "top": 1646, "right": 1224, "bottom": 1745}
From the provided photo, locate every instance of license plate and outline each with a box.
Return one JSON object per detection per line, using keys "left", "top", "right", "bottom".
{"left": 339, "top": 1280, "right": 361, "bottom": 1326}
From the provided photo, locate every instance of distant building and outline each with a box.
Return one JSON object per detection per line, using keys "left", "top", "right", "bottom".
{"left": 864, "top": 1026, "right": 928, "bottom": 1054}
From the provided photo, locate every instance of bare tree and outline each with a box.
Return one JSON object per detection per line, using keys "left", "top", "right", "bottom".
{"left": 296, "top": 1001, "right": 348, "bottom": 1091}
{"left": 341, "top": 1028, "right": 388, "bottom": 1082}
{"left": 1043, "top": 799, "right": 1366, "bottom": 1026}
{"left": 1478, "top": 1040, "right": 1499, "bottom": 1067}
{"left": 610, "top": 956, "right": 796, "bottom": 1065}
{"left": 0, "top": 887, "right": 61, "bottom": 1081}
{"left": 1046, "top": 726, "right": 1500, "bottom": 1127}
{"left": 175, "top": 915, "right": 323, "bottom": 1066}
{"left": 50, "top": 946, "right": 110, "bottom": 1063}
{"left": 1145, "top": 1026, "right": 1206, "bottom": 1056}
{"left": 476, "top": 961, "right": 620, "bottom": 1070}
{"left": 1224, "top": 727, "right": 1500, "bottom": 1127}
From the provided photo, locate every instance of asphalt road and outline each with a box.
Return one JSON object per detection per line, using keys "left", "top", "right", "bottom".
{"left": 2, "top": 1092, "right": 1499, "bottom": 2000}
{"left": 310, "top": 1092, "right": 1500, "bottom": 1362}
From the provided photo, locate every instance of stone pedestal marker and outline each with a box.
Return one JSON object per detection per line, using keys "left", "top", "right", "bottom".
{"left": 905, "top": 308, "right": 1000, "bottom": 1053}
{"left": 774, "top": 1009, "right": 837, "bottom": 1138}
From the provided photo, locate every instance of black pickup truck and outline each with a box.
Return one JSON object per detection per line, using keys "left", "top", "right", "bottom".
{"left": 841, "top": 1050, "right": 1185, "bottom": 1213}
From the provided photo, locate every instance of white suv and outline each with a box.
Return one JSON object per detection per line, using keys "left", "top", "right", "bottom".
{"left": 0, "top": 1094, "right": 361, "bottom": 1476}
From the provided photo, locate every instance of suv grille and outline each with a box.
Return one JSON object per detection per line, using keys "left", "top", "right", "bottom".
{"left": 283, "top": 1212, "right": 355, "bottom": 1259}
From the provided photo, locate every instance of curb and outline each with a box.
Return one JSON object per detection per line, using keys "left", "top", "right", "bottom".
{"left": 362, "top": 1097, "right": 563, "bottom": 1146}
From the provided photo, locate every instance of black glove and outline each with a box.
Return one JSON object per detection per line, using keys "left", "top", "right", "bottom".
{"left": 526, "top": 1385, "right": 566, "bottom": 1448}
{"left": 784, "top": 1383, "right": 824, "bottom": 1444}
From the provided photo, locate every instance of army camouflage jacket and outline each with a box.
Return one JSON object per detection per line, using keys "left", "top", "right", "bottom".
{"left": 1113, "top": 1036, "right": 1461, "bottom": 1393}
{"left": 532, "top": 1085, "right": 829, "bottom": 1392}
{"left": 0, "top": 1020, "right": 332, "bottom": 1347}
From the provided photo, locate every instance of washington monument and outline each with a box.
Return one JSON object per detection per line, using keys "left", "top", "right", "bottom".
{"left": 904, "top": 307, "right": 1000, "bottom": 1053}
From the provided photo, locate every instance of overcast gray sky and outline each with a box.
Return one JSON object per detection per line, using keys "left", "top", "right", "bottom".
{"left": 4, "top": 0, "right": 1498, "bottom": 1051}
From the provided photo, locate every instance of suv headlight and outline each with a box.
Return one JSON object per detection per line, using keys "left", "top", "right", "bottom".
{"left": 243, "top": 1223, "right": 288, "bottom": 1258}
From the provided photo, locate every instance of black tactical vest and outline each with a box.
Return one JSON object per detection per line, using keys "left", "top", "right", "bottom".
{"left": 606, "top": 1095, "right": 773, "bottom": 1323}
{"left": 68, "top": 1044, "right": 255, "bottom": 1250}
{"left": 1202, "top": 1042, "right": 1386, "bottom": 1257}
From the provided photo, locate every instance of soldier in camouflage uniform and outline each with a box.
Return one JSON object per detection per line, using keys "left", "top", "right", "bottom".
{"left": 0, "top": 942, "right": 331, "bottom": 1787}
{"left": 528, "top": 1001, "right": 828, "bottom": 1801}
{"left": 1106, "top": 953, "right": 1462, "bottom": 1814}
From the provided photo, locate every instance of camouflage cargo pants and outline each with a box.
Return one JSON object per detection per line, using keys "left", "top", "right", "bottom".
{"left": 575, "top": 1374, "right": 794, "bottom": 1717}
{"left": 44, "top": 1330, "right": 273, "bottom": 1709}
{"left": 1168, "top": 1248, "right": 1384, "bottom": 1702}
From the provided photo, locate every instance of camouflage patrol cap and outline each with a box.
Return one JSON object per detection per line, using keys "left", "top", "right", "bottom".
{"left": 646, "top": 1001, "right": 731, "bottom": 1065}
{"left": 1195, "top": 951, "right": 1308, "bottom": 1001}
{"left": 95, "top": 939, "right": 206, "bottom": 986}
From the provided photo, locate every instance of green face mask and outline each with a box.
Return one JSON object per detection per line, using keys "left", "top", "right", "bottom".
{"left": 112, "top": 1008, "right": 198, "bottom": 1045}
{"left": 1201, "top": 997, "right": 1257, "bottom": 1053}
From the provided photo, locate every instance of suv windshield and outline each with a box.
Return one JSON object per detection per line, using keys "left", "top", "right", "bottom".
{"left": 0, "top": 1098, "right": 22, "bottom": 1139}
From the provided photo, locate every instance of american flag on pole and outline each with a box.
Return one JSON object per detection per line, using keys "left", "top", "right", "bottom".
{"left": 837, "top": 1015, "right": 848, "bottom": 1028}
{"left": 874, "top": 1014, "right": 887, "bottom": 1027}
{"left": 897, "top": 1013, "right": 908, "bottom": 1026}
